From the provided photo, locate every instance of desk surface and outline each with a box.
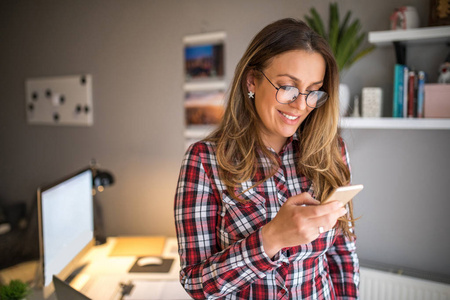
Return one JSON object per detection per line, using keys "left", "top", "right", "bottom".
{"left": 27, "top": 237, "right": 189, "bottom": 300}
{"left": 73, "top": 236, "right": 180, "bottom": 284}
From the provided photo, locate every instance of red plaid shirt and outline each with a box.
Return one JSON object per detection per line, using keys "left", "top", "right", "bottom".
{"left": 174, "top": 135, "right": 359, "bottom": 299}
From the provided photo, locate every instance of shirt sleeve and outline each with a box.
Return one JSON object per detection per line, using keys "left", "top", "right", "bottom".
{"left": 326, "top": 233, "right": 360, "bottom": 299}
{"left": 174, "top": 142, "right": 277, "bottom": 299}
{"left": 326, "top": 137, "right": 360, "bottom": 299}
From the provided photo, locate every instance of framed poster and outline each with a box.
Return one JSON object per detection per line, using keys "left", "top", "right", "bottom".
{"left": 183, "top": 32, "right": 225, "bottom": 82}
{"left": 183, "top": 32, "right": 227, "bottom": 147}
{"left": 184, "top": 82, "right": 226, "bottom": 126}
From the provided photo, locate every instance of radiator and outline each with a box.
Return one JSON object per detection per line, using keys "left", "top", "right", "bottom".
{"left": 360, "top": 267, "right": 450, "bottom": 300}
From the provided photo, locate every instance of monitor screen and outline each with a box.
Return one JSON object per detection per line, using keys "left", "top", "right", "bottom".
{"left": 37, "top": 168, "right": 94, "bottom": 298}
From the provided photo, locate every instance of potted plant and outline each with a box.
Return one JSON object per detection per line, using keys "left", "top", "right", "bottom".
{"left": 0, "top": 280, "right": 32, "bottom": 300}
{"left": 304, "top": 2, "right": 375, "bottom": 115}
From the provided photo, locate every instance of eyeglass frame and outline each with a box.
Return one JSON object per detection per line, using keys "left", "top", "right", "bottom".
{"left": 257, "top": 70, "right": 328, "bottom": 108}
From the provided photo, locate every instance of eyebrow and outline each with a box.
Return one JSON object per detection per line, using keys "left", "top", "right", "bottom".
{"left": 276, "top": 73, "right": 323, "bottom": 86}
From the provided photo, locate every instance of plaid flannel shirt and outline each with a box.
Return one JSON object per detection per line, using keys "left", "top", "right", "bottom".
{"left": 174, "top": 135, "right": 359, "bottom": 299}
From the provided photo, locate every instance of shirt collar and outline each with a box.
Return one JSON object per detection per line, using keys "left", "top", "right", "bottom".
{"left": 266, "top": 133, "right": 299, "bottom": 156}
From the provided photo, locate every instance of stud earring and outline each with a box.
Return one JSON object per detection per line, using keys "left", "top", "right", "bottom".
{"left": 248, "top": 91, "right": 255, "bottom": 99}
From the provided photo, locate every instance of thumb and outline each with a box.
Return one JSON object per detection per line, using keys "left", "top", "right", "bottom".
{"left": 288, "top": 192, "right": 320, "bottom": 206}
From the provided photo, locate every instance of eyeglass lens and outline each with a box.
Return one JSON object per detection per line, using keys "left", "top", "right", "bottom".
{"left": 277, "top": 88, "right": 328, "bottom": 108}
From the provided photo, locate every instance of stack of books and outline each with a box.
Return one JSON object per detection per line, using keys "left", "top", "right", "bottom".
{"left": 392, "top": 64, "right": 426, "bottom": 118}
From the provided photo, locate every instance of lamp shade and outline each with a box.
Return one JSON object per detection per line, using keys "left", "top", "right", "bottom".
{"left": 93, "top": 170, "right": 114, "bottom": 189}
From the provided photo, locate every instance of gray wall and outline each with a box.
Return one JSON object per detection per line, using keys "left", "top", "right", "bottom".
{"left": 1, "top": 1, "right": 449, "bottom": 277}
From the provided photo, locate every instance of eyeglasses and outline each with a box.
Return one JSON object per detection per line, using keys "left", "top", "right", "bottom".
{"left": 259, "top": 70, "right": 328, "bottom": 108}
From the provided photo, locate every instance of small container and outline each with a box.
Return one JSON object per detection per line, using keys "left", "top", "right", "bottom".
{"left": 424, "top": 84, "right": 450, "bottom": 118}
{"left": 362, "top": 87, "right": 383, "bottom": 118}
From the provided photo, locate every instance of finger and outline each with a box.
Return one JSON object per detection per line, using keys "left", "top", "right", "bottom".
{"left": 305, "top": 201, "right": 346, "bottom": 219}
{"left": 288, "top": 193, "right": 320, "bottom": 206}
{"left": 313, "top": 206, "right": 348, "bottom": 231}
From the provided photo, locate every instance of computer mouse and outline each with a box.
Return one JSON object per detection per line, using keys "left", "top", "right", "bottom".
{"left": 136, "top": 256, "right": 164, "bottom": 267}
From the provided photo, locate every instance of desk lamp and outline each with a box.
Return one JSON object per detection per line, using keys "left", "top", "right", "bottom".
{"left": 90, "top": 160, "right": 115, "bottom": 245}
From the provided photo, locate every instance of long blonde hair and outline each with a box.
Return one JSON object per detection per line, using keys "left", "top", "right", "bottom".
{"left": 207, "top": 18, "right": 355, "bottom": 238}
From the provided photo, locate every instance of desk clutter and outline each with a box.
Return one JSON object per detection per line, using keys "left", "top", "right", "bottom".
{"left": 129, "top": 258, "right": 174, "bottom": 273}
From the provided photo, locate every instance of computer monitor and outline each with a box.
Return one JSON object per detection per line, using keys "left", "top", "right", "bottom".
{"left": 37, "top": 167, "right": 95, "bottom": 298}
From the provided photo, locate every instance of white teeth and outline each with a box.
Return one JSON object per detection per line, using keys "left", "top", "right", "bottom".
{"left": 282, "top": 112, "right": 299, "bottom": 120}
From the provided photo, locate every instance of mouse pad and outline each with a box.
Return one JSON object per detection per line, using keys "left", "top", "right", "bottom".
{"left": 129, "top": 257, "right": 174, "bottom": 273}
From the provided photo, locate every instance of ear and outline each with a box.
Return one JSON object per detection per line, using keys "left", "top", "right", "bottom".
{"left": 246, "top": 70, "right": 256, "bottom": 93}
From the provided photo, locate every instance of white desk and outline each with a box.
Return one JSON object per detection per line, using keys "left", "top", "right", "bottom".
{"left": 30, "top": 237, "right": 190, "bottom": 300}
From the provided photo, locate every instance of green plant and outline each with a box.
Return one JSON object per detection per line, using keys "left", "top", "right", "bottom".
{"left": 304, "top": 2, "right": 375, "bottom": 73}
{"left": 0, "top": 280, "right": 31, "bottom": 300}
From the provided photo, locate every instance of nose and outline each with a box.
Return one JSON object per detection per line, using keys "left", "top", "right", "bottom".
{"left": 289, "top": 93, "right": 308, "bottom": 111}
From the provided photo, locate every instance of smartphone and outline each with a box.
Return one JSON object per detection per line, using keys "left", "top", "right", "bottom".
{"left": 322, "top": 184, "right": 364, "bottom": 206}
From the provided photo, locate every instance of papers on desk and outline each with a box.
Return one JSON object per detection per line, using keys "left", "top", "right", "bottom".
{"left": 110, "top": 236, "right": 166, "bottom": 257}
{"left": 123, "top": 280, "right": 191, "bottom": 300}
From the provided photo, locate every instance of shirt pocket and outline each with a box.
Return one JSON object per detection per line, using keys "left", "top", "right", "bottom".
{"left": 218, "top": 189, "right": 267, "bottom": 248}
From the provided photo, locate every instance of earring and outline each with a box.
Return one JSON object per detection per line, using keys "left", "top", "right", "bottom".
{"left": 248, "top": 91, "right": 255, "bottom": 99}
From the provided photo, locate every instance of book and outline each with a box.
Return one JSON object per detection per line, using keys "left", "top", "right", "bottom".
{"left": 402, "top": 66, "right": 409, "bottom": 118}
{"left": 392, "top": 64, "right": 407, "bottom": 117}
{"left": 416, "top": 71, "right": 426, "bottom": 118}
{"left": 407, "top": 71, "right": 417, "bottom": 118}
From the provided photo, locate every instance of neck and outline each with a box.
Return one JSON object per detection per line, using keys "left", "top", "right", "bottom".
{"left": 262, "top": 136, "right": 287, "bottom": 154}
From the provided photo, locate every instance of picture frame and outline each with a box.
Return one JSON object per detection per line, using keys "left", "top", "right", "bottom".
{"left": 183, "top": 32, "right": 226, "bottom": 82}
{"left": 428, "top": 0, "right": 450, "bottom": 26}
{"left": 184, "top": 81, "right": 226, "bottom": 126}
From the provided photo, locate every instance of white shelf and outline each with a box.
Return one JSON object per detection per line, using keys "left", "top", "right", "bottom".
{"left": 184, "top": 119, "right": 450, "bottom": 141}
{"left": 368, "top": 26, "right": 450, "bottom": 46}
{"left": 340, "top": 117, "right": 450, "bottom": 130}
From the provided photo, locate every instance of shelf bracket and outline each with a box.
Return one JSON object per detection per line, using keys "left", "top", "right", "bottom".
{"left": 393, "top": 41, "right": 406, "bottom": 65}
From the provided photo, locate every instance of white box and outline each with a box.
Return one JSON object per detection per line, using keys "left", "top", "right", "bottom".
{"left": 424, "top": 84, "right": 450, "bottom": 118}
{"left": 362, "top": 87, "right": 383, "bottom": 118}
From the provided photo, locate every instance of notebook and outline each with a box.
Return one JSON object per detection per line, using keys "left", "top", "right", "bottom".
{"left": 53, "top": 275, "right": 123, "bottom": 300}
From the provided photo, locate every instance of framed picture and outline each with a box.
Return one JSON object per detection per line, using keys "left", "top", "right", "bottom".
{"left": 428, "top": 0, "right": 450, "bottom": 26}
{"left": 183, "top": 32, "right": 226, "bottom": 82}
{"left": 184, "top": 82, "right": 226, "bottom": 126}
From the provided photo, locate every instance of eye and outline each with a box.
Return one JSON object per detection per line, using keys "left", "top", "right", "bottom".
{"left": 280, "top": 85, "right": 297, "bottom": 91}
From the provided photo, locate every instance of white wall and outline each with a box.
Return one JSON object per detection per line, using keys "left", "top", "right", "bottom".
{"left": 1, "top": 0, "right": 448, "bottom": 278}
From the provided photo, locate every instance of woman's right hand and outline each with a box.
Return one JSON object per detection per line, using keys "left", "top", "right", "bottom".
{"left": 261, "top": 192, "right": 347, "bottom": 259}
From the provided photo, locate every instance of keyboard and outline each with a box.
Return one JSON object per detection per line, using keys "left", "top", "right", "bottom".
{"left": 78, "top": 274, "right": 125, "bottom": 300}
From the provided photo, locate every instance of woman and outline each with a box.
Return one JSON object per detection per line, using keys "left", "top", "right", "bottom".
{"left": 174, "top": 18, "right": 359, "bottom": 299}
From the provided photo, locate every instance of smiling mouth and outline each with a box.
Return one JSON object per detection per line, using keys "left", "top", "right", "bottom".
{"left": 280, "top": 111, "right": 300, "bottom": 120}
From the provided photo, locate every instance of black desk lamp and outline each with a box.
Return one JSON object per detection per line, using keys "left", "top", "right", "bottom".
{"left": 90, "top": 159, "right": 115, "bottom": 245}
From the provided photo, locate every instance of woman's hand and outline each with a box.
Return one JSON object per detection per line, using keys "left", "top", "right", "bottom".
{"left": 261, "top": 193, "right": 347, "bottom": 259}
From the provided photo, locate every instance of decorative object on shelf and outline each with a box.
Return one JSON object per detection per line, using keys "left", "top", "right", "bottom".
{"left": 428, "top": 0, "right": 450, "bottom": 26}
{"left": 361, "top": 87, "right": 383, "bottom": 118}
{"left": 304, "top": 3, "right": 375, "bottom": 116}
{"left": 390, "top": 6, "right": 420, "bottom": 30}
{"left": 424, "top": 84, "right": 450, "bottom": 118}
{"left": 438, "top": 61, "right": 450, "bottom": 83}
{"left": 438, "top": 53, "right": 450, "bottom": 83}
{"left": 338, "top": 84, "right": 350, "bottom": 116}
{"left": 351, "top": 95, "right": 361, "bottom": 117}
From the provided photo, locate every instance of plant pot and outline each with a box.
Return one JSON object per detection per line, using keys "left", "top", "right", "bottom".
{"left": 339, "top": 83, "right": 350, "bottom": 117}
